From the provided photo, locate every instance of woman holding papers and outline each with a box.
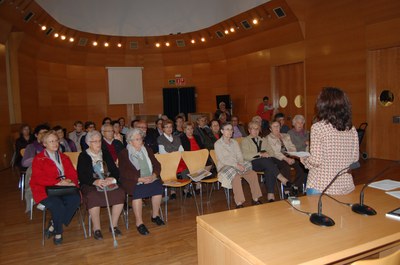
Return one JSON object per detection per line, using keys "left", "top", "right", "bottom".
{"left": 119, "top": 128, "right": 164, "bottom": 236}
{"left": 214, "top": 123, "right": 263, "bottom": 208}
{"left": 300, "top": 87, "right": 359, "bottom": 195}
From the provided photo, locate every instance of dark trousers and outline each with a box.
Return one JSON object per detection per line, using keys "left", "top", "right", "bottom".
{"left": 271, "top": 158, "right": 306, "bottom": 189}
{"left": 251, "top": 158, "right": 280, "bottom": 193}
{"left": 40, "top": 193, "right": 81, "bottom": 234}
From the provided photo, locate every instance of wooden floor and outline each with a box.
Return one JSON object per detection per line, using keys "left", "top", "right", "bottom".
{"left": 0, "top": 158, "right": 397, "bottom": 265}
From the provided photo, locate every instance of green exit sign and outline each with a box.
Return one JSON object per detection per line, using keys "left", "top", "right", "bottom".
{"left": 168, "top": 79, "right": 176, "bottom": 85}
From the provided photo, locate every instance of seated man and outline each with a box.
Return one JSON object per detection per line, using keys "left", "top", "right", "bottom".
{"left": 231, "top": 116, "right": 247, "bottom": 138}
{"left": 101, "top": 124, "right": 124, "bottom": 163}
{"left": 194, "top": 115, "right": 214, "bottom": 150}
{"left": 134, "top": 120, "right": 159, "bottom": 154}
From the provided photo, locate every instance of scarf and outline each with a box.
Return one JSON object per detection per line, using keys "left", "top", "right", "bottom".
{"left": 127, "top": 144, "right": 153, "bottom": 173}
{"left": 45, "top": 150, "right": 65, "bottom": 177}
{"left": 86, "top": 148, "right": 104, "bottom": 177}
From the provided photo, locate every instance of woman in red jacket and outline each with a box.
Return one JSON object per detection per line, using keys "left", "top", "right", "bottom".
{"left": 30, "top": 130, "right": 80, "bottom": 245}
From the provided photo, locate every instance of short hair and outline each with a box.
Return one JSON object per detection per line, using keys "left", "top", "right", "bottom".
{"left": 126, "top": 128, "right": 145, "bottom": 143}
{"left": 218, "top": 113, "right": 227, "bottom": 120}
{"left": 42, "top": 130, "right": 58, "bottom": 144}
{"left": 85, "top": 130, "right": 102, "bottom": 144}
{"left": 111, "top": 120, "right": 120, "bottom": 126}
{"left": 263, "top": 96, "right": 269, "bottom": 101}
{"left": 274, "top": 113, "right": 285, "bottom": 120}
{"left": 34, "top": 124, "right": 50, "bottom": 135}
{"left": 183, "top": 121, "right": 195, "bottom": 130}
{"left": 292, "top": 115, "right": 305, "bottom": 126}
{"left": 101, "top": 124, "right": 113, "bottom": 133}
{"left": 175, "top": 115, "right": 184, "bottom": 121}
{"left": 118, "top": 117, "right": 125, "bottom": 122}
{"left": 316, "top": 87, "right": 352, "bottom": 131}
{"left": 209, "top": 119, "right": 220, "bottom": 127}
{"left": 219, "top": 101, "right": 226, "bottom": 107}
{"left": 220, "top": 122, "right": 232, "bottom": 130}
{"left": 196, "top": 115, "right": 207, "bottom": 121}
{"left": 52, "top": 125, "right": 63, "bottom": 132}
{"left": 84, "top": 121, "right": 95, "bottom": 130}
{"left": 248, "top": 121, "right": 260, "bottom": 130}
{"left": 102, "top": 117, "right": 112, "bottom": 125}
{"left": 74, "top": 120, "right": 83, "bottom": 126}
{"left": 155, "top": 118, "right": 164, "bottom": 126}
{"left": 131, "top": 119, "right": 140, "bottom": 128}
{"left": 162, "top": 119, "right": 174, "bottom": 128}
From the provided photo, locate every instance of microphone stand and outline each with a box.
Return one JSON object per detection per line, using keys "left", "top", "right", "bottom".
{"left": 352, "top": 161, "right": 399, "bottom": 216}
{"left": 310, "top": 162, "right": 360, "bottom": 227}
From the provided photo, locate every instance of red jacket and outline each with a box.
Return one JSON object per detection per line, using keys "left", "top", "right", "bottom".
{"left": 30, "top": 150, "right": 79, "bottom": 203}
{"left": 256, "top": 102, "right": 274, "bottom": 121}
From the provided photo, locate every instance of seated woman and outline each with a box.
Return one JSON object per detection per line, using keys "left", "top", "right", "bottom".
{"left": 208, "top": 119, "right": 221, "bottom": 144}
{"left": 21, "top": 124, "right": 50, "bottom": 168}
{"left": 112, "top": 120, "right": 126, "bottom": 145}
{"left": 231, "top": 116, "right": 247, "bottom": 138}
{"left": 173, "top": 115, "right": 184, "bottom": 137}
{"left": 214, "top": 123, "right": 263, "bottom": 208}
{"left": 266, "top": 121, "right": 307, "bottom": 193}
{"left": 15, "top": 123, "right": 34, "bottom": 169}
{"left": 157, "top": 119, "right": 189, "bottom": 198}
{"left": 241, "top": 122, "right": 292, "bottom": 202}
{"left": 119, "top": 128, "right": 165, "bottom": 236}
{"left": 30, "top": 131, "right": 80, "bottom": 245}
{"left": 301, "top": 87, "right": 359, "bottom": 195}
{"left": 180, "top": 121, "right": 205, "bottom": 151}
{"left": 53, "top": 125, "right": 77, "bottom": 152}
{"left": 77, "top": 130, "right": 125, "bottom": 240}
{"left": 214, "top": 101, "right": 231, "bottom": 121}
{"left": 288, "top": 115, "right": 310, "bottom": 152}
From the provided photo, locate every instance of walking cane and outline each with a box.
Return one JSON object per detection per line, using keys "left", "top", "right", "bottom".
{"left": 94, "top": 161, "right": 118, "bottom": 248}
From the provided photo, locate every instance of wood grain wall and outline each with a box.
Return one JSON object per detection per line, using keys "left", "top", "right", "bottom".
{"left": 0, "top": 0, "right": 400, "bottom": 160}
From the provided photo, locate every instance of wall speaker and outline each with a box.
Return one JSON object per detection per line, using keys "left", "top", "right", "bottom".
{"left": 273, "top": 7, "right": 286, "bottom": 18}
{"left": 23, "top": 11, "right": 35, "bottom": 22}
{"left": 176, "top": 39, "right": 185, "bottom": 47}
{"left": 216, "top": 95, "right": 231, "bottom": 110}
{"left": 241, "top": 20, "right": 252, "bottom": 30}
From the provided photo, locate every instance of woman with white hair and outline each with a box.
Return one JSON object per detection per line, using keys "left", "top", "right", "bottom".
{"left": 119, "top": 128, "right": 164, "bottom": 236}
{"left": 77, "top": 130, "right": 125, "bottom": 241}
{"left": 288, "top": 115, "right": 310, "bottom": 152}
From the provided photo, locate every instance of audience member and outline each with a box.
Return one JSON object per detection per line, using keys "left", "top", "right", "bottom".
{"left": 266, "top": 121, "right": 307, "bottom": 193}
{"left": 101, "top": 124, "right": 124, "bottom": 163}
{"left": 231, "top": 116, "right": 247, "bottom": 138}
{"left": 80, "top": 121, "right": 96, "bottom": 151}
{"left": 30, "top": 130, "right": 80, "bottom": 245}
{"left": 15, "top": 124, "right": 34, "bottom": 169}
{"left": 119, "top": 128, "right": 165, "bottom": 235}
{"left": 112, "top": 120, "right": 126, "bottom": 145}
{"left": 118, "top": 117, "right": 129, "bottom": 135}
{"left": 180, "top": 122, "right": 205, "bottom": 151}
{"left": 288, "top": 115, "right": 309, "bottom": 152}
{"left": 173, "top": 115, "right": 184, "bottom": 137}
{"left": 214, "top": 101, "right": 231, "bottom": 121}
{"left": 135, "top": 120, "right": 159, "bottom": 154}
{"left": 214, "top": 123, "right": 263, "bottom": 208}
{"left": 209, "top": 119, "right": 221, "bottom": 143}
{"left": 218, "top": 112, "right": 228, "bottom": 124}
{"left": 194, "top": 115, "right": 214, "bottom": 150}
{"left": 77, "top": 130, "right": 125, "bottom": 240}
{"left": 155, "top": 118, "right": 164, "bottom": 136}
{"left": 300, "top": 87, "right": 359, "bottom": 195}
{"left": 274, "top": 113, "right": 290, "bottom": 133}
{"left": 22, "top": 124, "right": 50, "bottom": 168}
{"left": 68, "top": 121, "right": 85, "bottom": 152}
{"left": 102, "top": 117, "right": 112, "bottom": 125}
{"left": 130, "top": 119, "right": 140, "bottom": 129}
{"left": 241, "top": 121, "right": 292, "bottom": 202}
{"left": 53, "top": 125, "right": 77, "bottom": 152}
{"left": 256, "top": 96, "right": 274, "bottom": 130}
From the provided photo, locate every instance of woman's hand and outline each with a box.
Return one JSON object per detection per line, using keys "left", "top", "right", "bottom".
{"left": 260, "top": 152, "right": 269, "bottom": 158}
{"left": 284, "top": 157, "right": 295, "bottom": 165}
{"left": 93, "top": 179, "right": 108, "bottom": 188}
{"left": 57, "top": 179, "right": 76, "bottom": 186}
{"left": 236, "top": 163, "right": 245, "bottom": 172}
{"left": 140, "top": 175, "right": 157, "bottom": 184}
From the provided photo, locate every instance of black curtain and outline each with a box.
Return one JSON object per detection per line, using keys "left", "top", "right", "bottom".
{"left": 163, "top": 87, "right": 196, "bottom": 119}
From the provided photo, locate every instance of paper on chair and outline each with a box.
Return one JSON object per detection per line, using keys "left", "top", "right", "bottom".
{"left": 188, "top": 169, "right": 212, "bottom": 182}
{"left": 368, "top": 179, "right": 400, "bottom": 191}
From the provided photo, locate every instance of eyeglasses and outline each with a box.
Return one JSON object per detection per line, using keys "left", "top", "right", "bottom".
{"left": 90, "top": 140, "right": 102, "bottom": 143}
{"left": 47, "top": 140, "right": 59, "bottom": 144}
{"left": 102, "top": 130, "right": 113, "bottom": 133}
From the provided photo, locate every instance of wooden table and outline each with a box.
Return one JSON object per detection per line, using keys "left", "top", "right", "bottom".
{"left": 197, "top": 186, "right": 400, "bottom": 264}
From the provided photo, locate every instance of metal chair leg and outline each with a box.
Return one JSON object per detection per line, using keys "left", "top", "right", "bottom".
{"left": 21, "top": 173, "right": 25, "bottom": 201}
{"left": 42, "top": 207, "right": 46, "bottom": 246}
{"left": 190, "top": 183, "right": 200, "bottom": 216}
{"left": 77, "top": 207, "right": 87, "bottom": 239}
{"left": 224, "top": 188, "right": 231, "bottom": 210}
{"left": 164, "top": 187, "right": 168, "bottom": 222}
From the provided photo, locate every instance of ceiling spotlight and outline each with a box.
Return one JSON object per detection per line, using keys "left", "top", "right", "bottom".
{"left": 41, "top": 25, "right": 46, "bottom": 31}
{"left": 230, "top": 27, "right": 235, "bottom": 32}
{"left": 92, "top": 41, "right": 98, "bottom": 46}
{"left": 201, "top": 37, "right": 205, "bottom": 42}
{"left": 104, "top": 42, "right": 109, "bottom": 47}
{"left": 117, "top": 43, "right": 122, "bottom": 47}
{"left": 224, "top": 29, "right": 229, "bottom": 34}
{"left": 54, "top": 33, "right": 59, "bottom": 38}
{"left": 165, "top": 42, "right": 170, "bottom": 47}
{"left": 69, "top": 37, "right": 74, "bottom": 42}
{"left": 252, "top": 19, "right": 258, "bottom": 25}
{"left": 191, "top": 39, "right": 195, "bottom": 44}
{"left": 60, "top": 35, "right": 66, "bottom": 40}
{"left": 155, "top": 43, "right": 160, "bottom": 47}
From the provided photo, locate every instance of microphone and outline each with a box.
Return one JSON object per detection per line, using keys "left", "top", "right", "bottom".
{"left": 351, "top": 160, "right": 399, "bottom": 216}
{"left": 310, "top": 161, "right": 360, "bottom": 227}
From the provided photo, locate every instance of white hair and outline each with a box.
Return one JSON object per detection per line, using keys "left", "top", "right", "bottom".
{"left": 85, "top": 130, "right": 102, "bottom": 144}
{"left": 292, "top": 115, "right": 305, "bottom": 126}
{"left": 126, "top": 128, "right": 145, "bottom": 143}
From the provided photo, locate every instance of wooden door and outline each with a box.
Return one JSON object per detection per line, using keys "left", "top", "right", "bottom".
{"left": 273, "top": 62, "right": 306, "bottom": 127}
{"left": 368, "top": 47, "right": 400, "bottom": 160}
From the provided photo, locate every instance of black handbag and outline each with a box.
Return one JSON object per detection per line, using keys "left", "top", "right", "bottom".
{"left": 45, "top": 186, "right": 79, "bottom": 197}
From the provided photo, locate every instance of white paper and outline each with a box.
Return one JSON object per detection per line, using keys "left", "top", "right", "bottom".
{"left": 287, "top": 151, "right": 310, "bottom": 158}
{"left": 188, "top": 169, "right": 212, "bottom": 182}
{"left": 368, "top": 179, "right": 400, "bottom": 191}
{"left": 386, "top": 190, "right": 400, "bottom": 199}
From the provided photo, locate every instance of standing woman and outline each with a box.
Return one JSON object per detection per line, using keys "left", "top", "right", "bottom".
{"left": 301, "top": 87, "right": 359, "bottom": 195}
{"left": 119, "top": 129, "right": 165, "bottom": 236}
{"left": 77, "top": 130, "right": 125, "bottom": 240}
{"left": 30, "top": 131, "right": 80, "bottom": 245}
{"left": 214, "top": 123, "right": 263, "bottom": 208}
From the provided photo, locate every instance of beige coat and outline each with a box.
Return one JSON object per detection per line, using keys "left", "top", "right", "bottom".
{"left": 266, "top": 133, "right": 297, "bottom": 160}
{"left": 240, "top": 136, "right": 274, "bottom": 162}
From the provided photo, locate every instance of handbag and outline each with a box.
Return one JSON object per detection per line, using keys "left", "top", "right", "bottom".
{"left": 46, "top": 186, "right": 79, "bottom": 197}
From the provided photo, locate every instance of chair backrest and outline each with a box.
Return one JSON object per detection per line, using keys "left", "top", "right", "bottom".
{"left": 155, "top": 151, "right": 182, "bottom": 182}
{"left": 64, "top": 152, "right": 80, "bottom": 169}
{"left": 351, "top": 250, "right": 400, "bottom": 265}
{"left": 235, "top": 137, "right": 243, "bottom": 145}
{"left": 209, "top": 149, "right": 218, "bottom": 166}
{"left": 181, "top": 149, "right": 209, "bottom": 174}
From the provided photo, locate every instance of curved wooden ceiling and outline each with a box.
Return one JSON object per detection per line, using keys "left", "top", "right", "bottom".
{"left": 0, "top": 0, "right": 298, "bottom": 53}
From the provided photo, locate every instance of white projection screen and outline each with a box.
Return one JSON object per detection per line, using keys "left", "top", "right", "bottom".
{"left": 106, "top": 67, "right": 144, "bottom": 104}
